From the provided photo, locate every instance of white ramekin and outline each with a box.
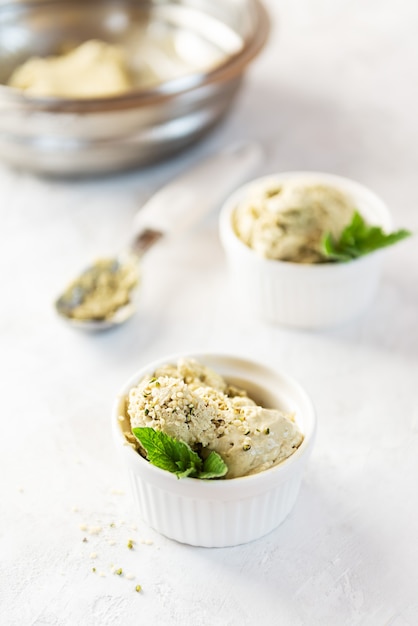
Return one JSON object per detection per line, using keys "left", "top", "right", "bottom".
{"left": 219, "top": 171, "right": 393, "bottom": 329}
{"left": 111, "top": 353, "right": 316, "bottom": 548}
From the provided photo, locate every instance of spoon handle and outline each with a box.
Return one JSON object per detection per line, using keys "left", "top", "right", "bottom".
{"left": 130, "top": 141, "right": 263, "bottom": 245}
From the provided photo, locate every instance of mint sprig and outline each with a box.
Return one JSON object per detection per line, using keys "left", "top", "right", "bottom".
{"left": 132, "top": 427, "right": 228, "bottom": 480}
{"left": 199, "top": 451, "right": 230, "bottom": 479}
{"left": 322, "top": 211, "right": 411, "bottom": 262}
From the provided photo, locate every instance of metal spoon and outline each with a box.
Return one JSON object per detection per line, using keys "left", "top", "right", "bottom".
{"left": 55, "top": 141, "right": 263, "bottom": 330}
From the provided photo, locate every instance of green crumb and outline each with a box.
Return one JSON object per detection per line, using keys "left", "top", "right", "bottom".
{"left": 115, "top": 568, "right": 123, "bottom": 576}
{"left": 264, "top": 428, "right": 270, "bottom": 435}
{"left": 127, "top": 539, "right": 134, "bottom": 550}
{"left": 92, "top": 567, "right": 96, "bottom": 573}
{"left": 135, "top": 585, "right": 142, "bottom": 593}
{"left": 242, "top": 444, "right": 251, "bottom": 451}
{"left": 110, "top": 523, "right": 115, "bottom": 528}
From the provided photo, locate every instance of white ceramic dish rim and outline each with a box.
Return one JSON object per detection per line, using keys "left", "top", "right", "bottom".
{"left": 112, "top": 352, "right": 317, "bottom": 498}
{"left": 219, "top": 170, "right": 393, "bottom": 271}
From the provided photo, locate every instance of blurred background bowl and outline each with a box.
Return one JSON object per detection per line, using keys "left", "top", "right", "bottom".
{"left": 0, "top": 0, "right": 269, "bottom": 176}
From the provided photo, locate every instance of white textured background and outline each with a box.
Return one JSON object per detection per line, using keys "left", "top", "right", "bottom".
{"left": 1, "top": 1, "right": 418, "bottom": 624}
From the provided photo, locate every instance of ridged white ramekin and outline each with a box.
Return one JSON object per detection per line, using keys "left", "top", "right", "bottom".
{"left": 112, "top": 353, "right": 316, "bottom": 548}
{"left": 219, "top": 172, "right": 393, "bottom": 329}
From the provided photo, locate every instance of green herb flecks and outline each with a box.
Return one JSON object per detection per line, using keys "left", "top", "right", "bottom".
{"left": 322, "top": 211, "right": 411, "bottom": 262}
{"left": 132, "top": 427, "right": 227, "bottom": 480}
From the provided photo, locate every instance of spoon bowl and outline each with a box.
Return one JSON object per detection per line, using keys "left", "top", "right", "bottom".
{"left": 55, "top": 255, "right": 140, "bottom": 330}
{"left": 55, "top": 141, "right": 263, "bottom": 330}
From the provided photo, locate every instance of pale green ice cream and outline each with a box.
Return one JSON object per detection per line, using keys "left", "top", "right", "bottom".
{"left": 233, "top": 180, "right": 356, "bottom": 264}
{"left": 126, "top": 358, "right": 303, "bottom": 478}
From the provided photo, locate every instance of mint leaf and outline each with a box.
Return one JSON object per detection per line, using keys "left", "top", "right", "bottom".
{"left": 199, "top": 451, "right": 228, "bottom": 479}
{"left": 132, "top": 427, "right": 227, "bottom": 480}
{"left": 132, "top": 427, "right": 202, "bottom": 478}
{"left": 321, "top": 211, "right": 411, "bottom": 262}
{"left": 322, "top": 232, "right": 352, "bottom": 262}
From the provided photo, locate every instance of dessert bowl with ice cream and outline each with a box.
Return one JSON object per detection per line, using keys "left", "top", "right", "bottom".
{"left": 219, "top": 172, "right": 410, "bottom": 329}
{"left": 112, "top": 354, "right": 316, "bottom": 547}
